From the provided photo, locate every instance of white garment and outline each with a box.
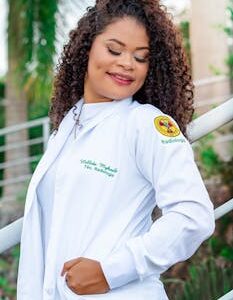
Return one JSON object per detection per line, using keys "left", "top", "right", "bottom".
{"left": 17, "top": 96, "right": 215, "bottom": 300}
{"left": 37, "top": 100, "right": 116, "bottom": 264}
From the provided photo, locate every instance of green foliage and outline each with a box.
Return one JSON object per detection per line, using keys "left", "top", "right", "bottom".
{"left": 0, "top": 82, "right": 5, "bottom": 100}
{"left": 168, "top": 258, "right": 233, "bottom": 300}
{"left": 209, "top": 213, "right": 233, "bottom": 262}
{"left": 225, "top": 54, "right": 233, "bottom": 79}
{"left": 27, "top": 100, "right": 49, "bottom": 173}
{"left": 8, "top": 0, "right": 58, "bottom": 105}
{"left": 0, "top": 245, "right": 20, "bottom": 299}
{"left": 194, "top": 133, "right": 223, "bottom": 178}
{"left": 200, "top": 146, "right": 221, "bottom": 175}
{"left": 219, "top": 153, "right": 233, "bottom": 194}
{"left": 179, "top": 20, "right": 191, "bottom": 66}
{"left": 208, "top": 64, "right": 223, "bottom": 76}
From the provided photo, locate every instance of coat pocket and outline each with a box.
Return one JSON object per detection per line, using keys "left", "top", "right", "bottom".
{"left": 56, "top": 275, "right": 86, "bottom": 299}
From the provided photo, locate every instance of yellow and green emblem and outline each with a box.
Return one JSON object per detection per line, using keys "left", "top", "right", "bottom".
{"left": 154, "top": 116, "right": 180, "bottom": 137}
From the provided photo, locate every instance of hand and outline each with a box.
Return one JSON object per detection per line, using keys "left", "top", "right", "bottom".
{"left": 61, "top": 257, "right": 110, "bottom": 295}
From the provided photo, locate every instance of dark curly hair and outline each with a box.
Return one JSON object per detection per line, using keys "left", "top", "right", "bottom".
{"left": 50, "top": 0, "right": 194, "bottom": 137}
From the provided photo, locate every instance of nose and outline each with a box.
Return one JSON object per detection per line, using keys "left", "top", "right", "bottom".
{"left": 118, "top": 52, "right": 134, "bottom": 70}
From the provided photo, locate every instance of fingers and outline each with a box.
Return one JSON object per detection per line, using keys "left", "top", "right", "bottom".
{"left": 61, "top": 257, "right": 84, "bottom": 276}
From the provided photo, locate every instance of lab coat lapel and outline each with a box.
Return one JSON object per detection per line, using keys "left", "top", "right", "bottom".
{"left": 24, "top": 100, "right": 84, "bottom": 214}
{"left": 29, "top": 100, "right": 84, "bottom": 186}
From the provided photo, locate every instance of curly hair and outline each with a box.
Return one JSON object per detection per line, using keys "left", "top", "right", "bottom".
{"left": 50, "top": 0, "right": 194, "bottom": 137}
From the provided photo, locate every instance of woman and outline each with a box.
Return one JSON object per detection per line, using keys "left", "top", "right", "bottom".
{"left": 17, "top": 0, "right": 215, "bottom": 299}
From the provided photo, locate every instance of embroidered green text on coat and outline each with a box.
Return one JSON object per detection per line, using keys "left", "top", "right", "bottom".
{"left": 80, "top": 159, "right": 118, "bottom": 178}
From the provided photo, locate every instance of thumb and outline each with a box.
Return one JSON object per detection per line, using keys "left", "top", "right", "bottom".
{"left": 61, "top": 257, "right": 84, "bottom": 276}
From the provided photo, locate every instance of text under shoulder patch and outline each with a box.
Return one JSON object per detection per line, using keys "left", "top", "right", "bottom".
{"left": 154, "top": 116, "right": 180, "bottom": 137}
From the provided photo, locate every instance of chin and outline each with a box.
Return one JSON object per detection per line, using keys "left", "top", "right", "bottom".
{"left": 104, "top": 92, "right": 134, "bottom": 101}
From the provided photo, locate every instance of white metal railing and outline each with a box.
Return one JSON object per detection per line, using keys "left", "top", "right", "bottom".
{"left": 214, "top": 198, "right": 233, "bottom": 220}
{"left": 193, "top": 75, "right": 232, "bottom": 109}
{"left": 218, "top": 290, "right": 233, "bottom": 300}
{"left": 194, "top": 93, "right": 233, "bottom": 108}
{"left": 0, "top": 137, "right": 44, "bottom": 152}
{"left": 187, "top": 98, "right": 233, "bottom": 142}
{"left": 0, "top": 117, "right": 50, "bottom": 151}
{"left": 0, "top": 98, "right": 232, "bottom": 300}
{"left": 0, "top": 175, "right": 32, "bottom": 188}
{"left": 0, "top": 117, "right": 50, "bottom": 189}
{"left": 193, "top": 75, "right": 229, "bottom": 87}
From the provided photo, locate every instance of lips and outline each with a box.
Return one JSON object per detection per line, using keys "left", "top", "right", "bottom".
{"left": 107, "top": 72, "right": 135, "bottom": 86}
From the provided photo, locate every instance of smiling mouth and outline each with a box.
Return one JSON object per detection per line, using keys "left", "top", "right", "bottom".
{"left": 107, "top": 72, "right": 134, "bottom": 86}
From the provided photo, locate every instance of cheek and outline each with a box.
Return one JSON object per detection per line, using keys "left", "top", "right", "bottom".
{"left": 137, "top": 65, "right": 149, "bottom": 84}
{"left": 88, "top": 48, "right": 112, "bottom": 74}
{"left": 87, "top": 59, "right": 109, "bottom": 79}
{"left": 87, "top": 51, "right": 102, "bottom": 74}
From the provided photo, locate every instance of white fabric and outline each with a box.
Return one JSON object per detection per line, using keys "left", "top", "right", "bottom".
{"left": 37, "top": 100, "right": 116, "bottom": 264}
{"left": 17, "top": 96, "right": 215, "bottom": 300}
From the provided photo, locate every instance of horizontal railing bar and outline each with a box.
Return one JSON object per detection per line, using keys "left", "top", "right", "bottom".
{"left": 0, "top": 218, "right": 23, "bottom": 253}
{"left": 0, "top": 155, "right": 41, "bottom": 170}
{"left": 214, "top": 198, "right": 233, "bottom": 220}
{"left": 0, "top": 137, "right": 44, "bottom": 152}
{"left": 0, "top": 117, "right": 49, "bottom": 136}
{"left": 0, "top": 174, "right": 32, "bottom": 188}
{"left": 194, "top": 93, "right": 233, "bottom": 108}
{"left": 187, "top": 98, "right": 233, "bottom": 142}
{"left": 193, "top": 75, "right": 229, "bottom": 87}
{"left": 217, "top": 289, "right": 233, "bottom": 300}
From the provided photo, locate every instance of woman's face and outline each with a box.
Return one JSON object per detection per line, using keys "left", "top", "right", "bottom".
{"left": 84, "top": 17, "right": 150, "bottom": 103}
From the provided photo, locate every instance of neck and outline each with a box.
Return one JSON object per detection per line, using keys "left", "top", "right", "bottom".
{"left": 83, "top": 97, "right": 114, "bottom": 104}
{"left": 83, "top": 87, "right": 113, "bottom": 103}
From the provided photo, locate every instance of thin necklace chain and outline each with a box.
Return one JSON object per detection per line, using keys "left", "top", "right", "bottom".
{"left": 72, "top": 101, "right": 84, "bottom": 139}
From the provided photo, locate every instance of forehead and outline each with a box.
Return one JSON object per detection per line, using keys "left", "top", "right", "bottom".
{"left": 97, "top": 17, "right": 149, "bottom": 47}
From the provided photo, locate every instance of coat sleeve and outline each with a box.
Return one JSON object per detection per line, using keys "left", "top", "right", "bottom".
{"left": 99, "top": 105, "right": 215, "bottom": 290}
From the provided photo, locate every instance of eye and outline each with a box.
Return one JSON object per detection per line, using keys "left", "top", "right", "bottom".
{"left": 134, "top": 55, "right": 149, "bottom": 63}
{"left": 107, "top": 47, "right": 121, "bottom": 56}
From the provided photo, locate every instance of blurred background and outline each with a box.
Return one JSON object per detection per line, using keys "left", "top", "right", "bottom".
{"left": 0, "top": 0, "right": 232, "bottom": 299}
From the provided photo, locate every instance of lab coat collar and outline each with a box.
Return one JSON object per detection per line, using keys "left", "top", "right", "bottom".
{"left": 50, "top": 95, "right": 133, "bottom": 146}
{"left": 73, "top": 96, "right": 133, "bottom": 140}
{"left": 24, "top": 96, "right": 133, "bottom": 215}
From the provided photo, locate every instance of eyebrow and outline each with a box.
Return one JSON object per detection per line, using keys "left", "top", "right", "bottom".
{"left": 106, "top": 38, "right": 149, "bottom": 50}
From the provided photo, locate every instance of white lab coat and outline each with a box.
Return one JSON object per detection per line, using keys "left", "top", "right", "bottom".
{"left": 17, "top": 96, "right": 215, "bottom": 300}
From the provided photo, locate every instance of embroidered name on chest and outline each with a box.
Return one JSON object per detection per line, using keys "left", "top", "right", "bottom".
{"left": 80, "top": 159, "right": 118, "bottom": 178}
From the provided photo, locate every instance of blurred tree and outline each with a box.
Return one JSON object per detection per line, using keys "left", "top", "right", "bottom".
{"left": 2, "top": 0, "right": 57, "bottom": 224}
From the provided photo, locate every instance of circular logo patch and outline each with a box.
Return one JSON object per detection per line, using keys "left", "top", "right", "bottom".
{"left": 154, "top": 116, "right": 180, "bottom": 137}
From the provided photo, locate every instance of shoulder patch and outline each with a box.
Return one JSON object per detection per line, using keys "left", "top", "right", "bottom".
{"left": 154, "top": 116, "right": 180, "bottom": 137}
